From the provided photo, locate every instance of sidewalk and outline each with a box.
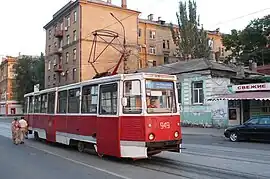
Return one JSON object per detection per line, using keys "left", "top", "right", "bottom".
{"left": 181, "top": 127, "right": 225, "bottom": 137}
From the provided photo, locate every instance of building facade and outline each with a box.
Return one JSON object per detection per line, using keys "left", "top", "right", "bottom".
{"left": 135, "top": 58, "right": 262, "bottom": 128}
{"left": 0, "top": 56, "right": 23, "bottom": 115}
{"left": 44, "top": 0, "right": 140, "bottom": 88}
{"left": 137, "top": 15, "right": 231, "bottom": 68}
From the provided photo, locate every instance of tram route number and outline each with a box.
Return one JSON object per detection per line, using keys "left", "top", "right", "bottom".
{"left": 160, "top": 122, "right": 170, "bottom": 129}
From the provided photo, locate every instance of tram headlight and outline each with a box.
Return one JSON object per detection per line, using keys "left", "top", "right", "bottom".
{"left": 174, "top": 131, "right": 179, "bottom": 138}
{"left": 148, "top": 133, "right": 155, "bottom": 140}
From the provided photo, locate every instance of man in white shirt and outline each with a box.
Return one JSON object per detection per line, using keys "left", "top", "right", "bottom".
{"left": 19, "top": 117, "right": 28, "bottom": 144}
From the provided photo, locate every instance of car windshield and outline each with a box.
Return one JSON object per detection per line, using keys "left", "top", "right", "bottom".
{"left": 145, "top": 80, "right": 177, "bottom": 113}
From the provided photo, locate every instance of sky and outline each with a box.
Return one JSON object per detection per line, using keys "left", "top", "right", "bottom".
{"left": 0, "top": 0, "right": 269, "bottom": 57}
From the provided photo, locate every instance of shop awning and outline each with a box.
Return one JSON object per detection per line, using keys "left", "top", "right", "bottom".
{"left": 209, "top": 91, "right": 270, "bottom": 101}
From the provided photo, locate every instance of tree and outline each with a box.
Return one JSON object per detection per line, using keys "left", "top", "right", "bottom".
{"left": 170, "top": 0, "right": 210, "bottom": 60}
{"left": 222, "top": 15, "right": 270, "bottom": 65}
{"left": 13, "top": 53, "right": 45, "bottom": 107}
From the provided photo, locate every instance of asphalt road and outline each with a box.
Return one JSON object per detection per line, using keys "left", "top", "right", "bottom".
{"left": 0, "top": 121, "right": 269, "bottom": 179}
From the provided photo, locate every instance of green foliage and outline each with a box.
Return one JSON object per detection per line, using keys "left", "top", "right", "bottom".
{"left": 13, "top": 53, "right": 45, "bottom": 105}
{"left": 170, "top": 0, "right": 210, "bottom": 59}
{"left": 222, "top": 15, "right": 270, "bottom": 65}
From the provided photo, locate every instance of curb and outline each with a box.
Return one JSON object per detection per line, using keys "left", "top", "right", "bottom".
{"left": 182, "top": 132, "right": 224, "bottom": 137}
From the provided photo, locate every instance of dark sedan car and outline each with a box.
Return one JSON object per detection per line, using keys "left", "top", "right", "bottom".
{"left": 224, "top": 116, "right": 270, "bottom": 142}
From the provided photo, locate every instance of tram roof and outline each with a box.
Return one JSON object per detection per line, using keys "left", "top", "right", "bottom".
{"left": 24, "top": 72, "right": 177, "bottom": 97}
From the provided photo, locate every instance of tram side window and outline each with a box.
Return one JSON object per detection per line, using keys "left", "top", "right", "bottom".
{"left": 29, "top": 96, "right": 34, "bottom": 113}
{"left": 58, "top": 90, "right": 67, "bottom": 113}
{"left": 48, "top": 92, "right": 55, "bottom": 114}
{"left": 99, "top": 83, "right": 118, "bottom": 115}
{"left": 40, "top": 94, "right": 48, "bottom": 113}
{"left": 123, "top": 80, "right": 142, "bottom": 114}
{"left": 82, "top": 85, "right": 98, "bottom": 113}
{"left": 68, "top": 88, "right": 80, "bottom": 113}
{"left": 34, "top": 95, "right": 41, "bottom": 113}
{"left": 24, "top": 97, "right": 28, "bottom": 113}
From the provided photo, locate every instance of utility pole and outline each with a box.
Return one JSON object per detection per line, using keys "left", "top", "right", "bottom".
{"left": 110, "top": 13, "right": 129, "bottom": 74}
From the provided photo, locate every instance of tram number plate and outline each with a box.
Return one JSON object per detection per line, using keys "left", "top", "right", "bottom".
{"left": 160, "top": 122, "right": 170, "bottom": 129}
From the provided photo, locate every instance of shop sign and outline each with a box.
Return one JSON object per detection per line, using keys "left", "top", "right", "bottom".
{"left": 232, "top": 83, "right": 270, "bottom": 92}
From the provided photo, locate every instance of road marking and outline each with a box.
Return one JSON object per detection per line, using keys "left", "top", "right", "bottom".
{"left": 0, "top": 122, "right": 132, "bottom": 179}
{"left": 28, "top": 145, "right": 132, "bottom": 179}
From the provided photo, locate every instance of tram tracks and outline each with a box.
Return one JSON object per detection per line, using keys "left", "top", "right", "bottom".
{"left": 129, "top": 157, "right": 268, "bottom": 179}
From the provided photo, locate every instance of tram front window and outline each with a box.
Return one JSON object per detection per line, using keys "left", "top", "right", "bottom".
{"left": 146, "top": 80, "right": 177, "bottom": 113}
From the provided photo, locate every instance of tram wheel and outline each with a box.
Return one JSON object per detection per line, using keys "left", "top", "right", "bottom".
{"left": 77, "top": 142, "right": 85, "bottom": 152}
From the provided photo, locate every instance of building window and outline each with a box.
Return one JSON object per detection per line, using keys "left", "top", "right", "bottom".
{"left": 73, "top": 30, "right": 77, "bottom": 41}
{"left": 57, "top": 90, "right": 67, "bottom": 113}
{"left": 67, "top": 35, "right": 70, "bottom": 45}
{"left": 54, "top": 42, "right": 57, "bottom": 48}
{"left": 73, "top": 11, "right": 77, "bottom": 23}
{"left": 164, "top": 56, "right": 169, "bottom": 64}
{"left": 153, "top": 60, "right": 157, "bottom": 66}
{"left": 49, "top": 30, "right": 51, "bottom": 39}
{"left": 66, "top": 52, "right": 69, "bottom": 63}
{"left": 99, "top": 83, "right": 118, "bottom": 115}
{"left": 82, "top": 85, "right": 98, "bottom": 114}
{"left": 149, "top": 46, "right": 156, "bottom": 54}
{"left": 53, "top": 74, "right": 56, "bottom": 80}
{"left": 48, "top": 45, "right": 51, "bottom": 53}
{"left": 60, "top": 39, "right": 63, "bottom": 48}
{"left": 60, "top": 22, "right": 63, "bottom": 30}
{"left": 138, "top": 28, "right": 142, "bottom": 37}
{"left": 167, "top": 40, "right": 170, "bottom": 49}
{"left": 72, "top": 68, "right": 76, "bottom": 80}
{"left": 65, "top": 70, "right": 69, "bottom": 81}
{"left": 68, "top": 88, "right": 80, "bottom": 113}
{"left": 66, "top": 15, "right": 71, "bottom": 27}
{"left": 53, "top": 57, "right": 56, "bottom": 65}
{"left": 192, "top": 81, "right": 204, "bottom": 104}
{"left": 48, "top": 76, "right": 50, "bottom": 82}
{"left": 123, "top": 80, "right": 142, "bottom": 114}
{"left": 73, "top": 49, "right": 76, "bottom": 60}
{"left": 177, "top": 83, "right": 181, "bottom": 104}
{"left": 150, "top": 30, "right": 156, "bottom": 39}
{"left": 48, "top": 60, "right": 51, "bottom": 70}
{"left": 163, "top": 40, "right": 166, "bottom": 49}
{"left": 48, "top": 92, "right": 55, "bottom": 114}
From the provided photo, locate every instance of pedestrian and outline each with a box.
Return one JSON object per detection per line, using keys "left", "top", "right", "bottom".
{"left": 19, "top": 117, "right": 28, "bottom": 144}
{"left": 11, "top": 118, "right": 21, "bottom": 145}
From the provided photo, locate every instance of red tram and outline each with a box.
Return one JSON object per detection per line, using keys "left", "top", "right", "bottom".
{"left": 24, "top": 73, "right": 182, "bottom": 159}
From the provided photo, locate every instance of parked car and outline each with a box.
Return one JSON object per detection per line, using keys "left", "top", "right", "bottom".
{"left": 224, "top": 116, "right": 270, "bottom": 142}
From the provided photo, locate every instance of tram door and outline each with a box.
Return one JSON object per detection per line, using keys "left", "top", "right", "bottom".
{"left": 96, "top": 82, "right": 121, "bottom": 157}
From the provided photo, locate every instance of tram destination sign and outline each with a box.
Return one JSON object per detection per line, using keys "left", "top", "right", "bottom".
{"left": 232, "top": 83, "right": 270, "bottom": 92}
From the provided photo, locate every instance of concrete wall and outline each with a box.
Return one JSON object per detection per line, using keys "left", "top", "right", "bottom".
{"left": 177, "top": 72, "right": 230, "bottom": 128}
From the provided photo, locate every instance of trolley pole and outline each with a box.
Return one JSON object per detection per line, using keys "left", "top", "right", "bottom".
{"left": 110, "top": 13, "right": 128, "bottom": 74}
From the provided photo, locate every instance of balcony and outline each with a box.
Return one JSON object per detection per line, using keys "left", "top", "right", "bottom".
{"left": 54, "top": 30, "right": 63, "bottom": 38}
{"left": 53, "top": 47, "right": 63, "bottom": 55}
{"left": 54, "top": 64, "right": 63, "bottom": 73}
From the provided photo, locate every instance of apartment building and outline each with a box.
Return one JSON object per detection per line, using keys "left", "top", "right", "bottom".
{"left": 138, "top": 15, "right": 179, "bottom": 68}
{"left": 138, "top": 14, "right": 230, "bottom": 68}
{"left": 207, "top": 29, "right": 230, "bottom": 61}
{"left": 44, "top": 0, "right": 140, "bottom": 88}
{"left": 0, "top": 56, "right": 22, "bottom": 115}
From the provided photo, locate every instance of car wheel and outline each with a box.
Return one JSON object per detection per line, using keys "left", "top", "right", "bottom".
{"left": 229, "top": 132, "right": 238, "bottom": 142}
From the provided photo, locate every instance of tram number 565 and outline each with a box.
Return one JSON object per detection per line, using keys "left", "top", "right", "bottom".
{"left": 160, "top": 122, "right": 170, "bottom": 129}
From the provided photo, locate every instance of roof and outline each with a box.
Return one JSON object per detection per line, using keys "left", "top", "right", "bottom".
{"left": 134, "top": 58, "right": 262, "bottom": 75}
{"left": 44, "top": 0, "right": 140, "bottom": 29}
{"left": 210, "top": 91, "right": 270, "bottom": 100}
